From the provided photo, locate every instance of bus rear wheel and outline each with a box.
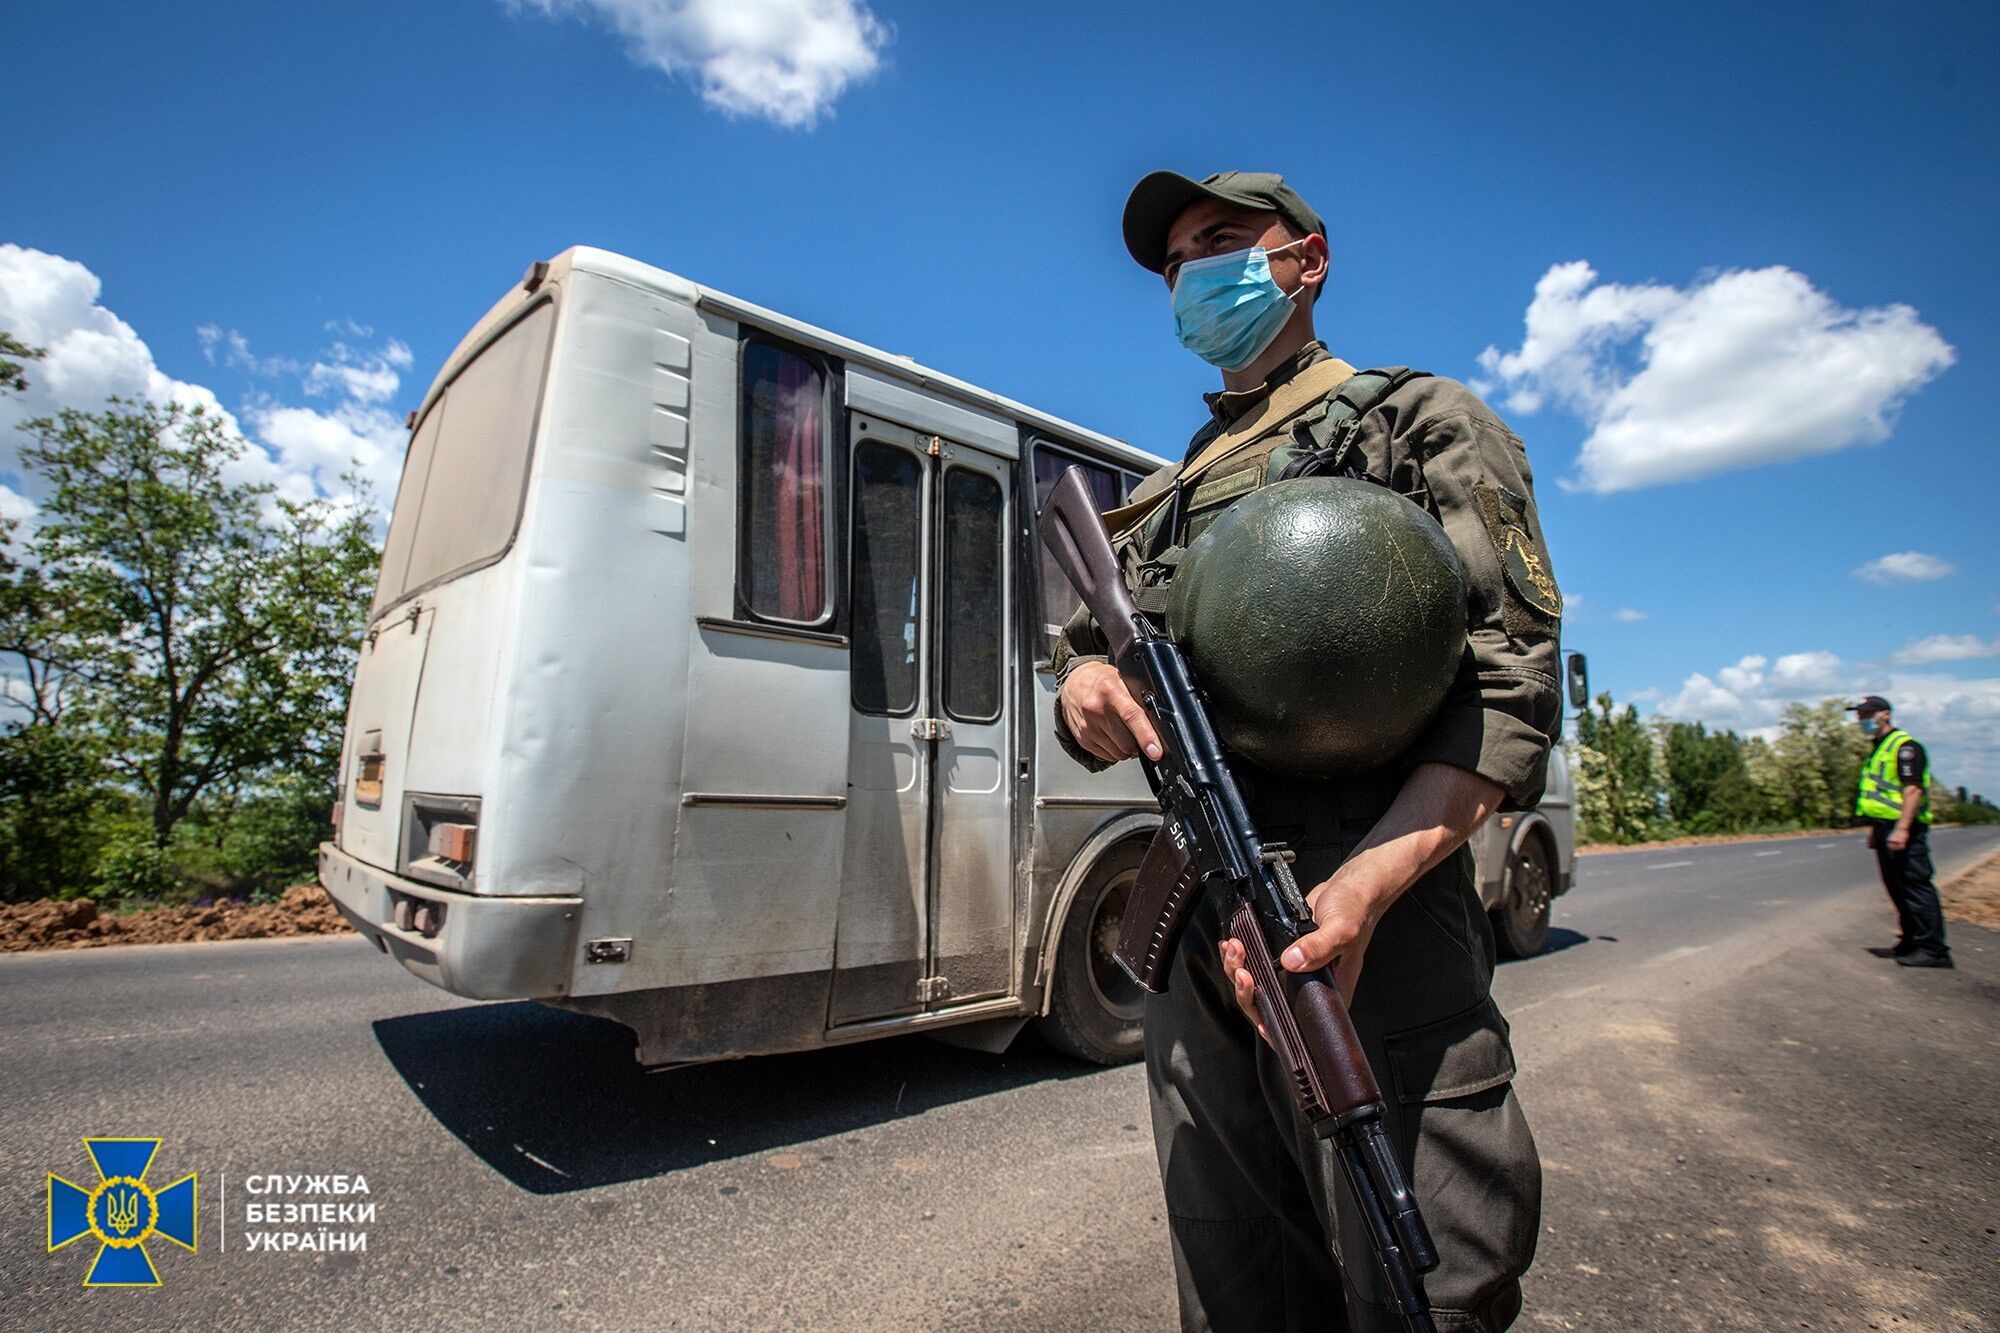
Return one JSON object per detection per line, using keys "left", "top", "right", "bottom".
{"left": 1037, "top": 840, "right": 1147, "bottom": 1065}
{"left": 1492, "top": 834, "right": 1553, "bottom": 959}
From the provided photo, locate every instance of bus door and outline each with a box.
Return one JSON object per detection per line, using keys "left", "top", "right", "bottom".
{"left": 829, "top": 413, "right": 1015, "bottom": 1025}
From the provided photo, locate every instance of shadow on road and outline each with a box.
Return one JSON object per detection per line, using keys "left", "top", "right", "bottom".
{"left": 373, "top": 1002, "right": 1097, "bottom": 1194}
{"left": 1499, "top": 926, "right": 1592, "bottom": 965}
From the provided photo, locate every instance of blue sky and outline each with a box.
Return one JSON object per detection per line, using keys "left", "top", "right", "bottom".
{"left": 3, "top": 0, "right": 1997, "bottom": 790}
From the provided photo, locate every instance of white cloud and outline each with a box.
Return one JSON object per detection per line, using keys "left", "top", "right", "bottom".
{"left": 0, "top": 243, "right": 406, "bottom": 523}
{"left": 1769, "top": 650, "right": 1844, "bottom": 690}
{"left": 512, "top": 0, "right": 888, "bottom": 127}
{"left": 1716, "top": 653, "right": 1768, "bottom": 696}
{"left": 1852, "top": 550, "right": 1956, "bottom": 585}
{"left": 1655, "top": 647, "right": 2000, "bottom": 796}
{"left": 1613, "top": 607, "right": 1647, "bottom": 622}
{"left": 1890, "top": 634, "right": 2000, "bottom": 667}
{"left": 1478, "top": 261, "right": 1953, "bottom": 493}
{"left": 0, "top": 484, "right": 33, "bottom": 526}
{"left": 1, "top": 245, "right": 238, "bottom": 524}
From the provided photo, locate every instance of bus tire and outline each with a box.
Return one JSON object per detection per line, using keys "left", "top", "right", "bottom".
{"left": 1491, "top": 832, "right": 1553, "bottom": 959}
{"left": 1037, "top": 839, "right": 1147, "bottom": 1065}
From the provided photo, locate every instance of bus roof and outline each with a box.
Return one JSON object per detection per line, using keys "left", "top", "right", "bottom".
{"left": 422, "top": 246, "right": 1165, "bottom": 476}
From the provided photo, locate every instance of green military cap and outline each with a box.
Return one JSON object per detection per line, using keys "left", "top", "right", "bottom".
{"left": 1122, "top": 170, "right": 1327, "bottom": 275}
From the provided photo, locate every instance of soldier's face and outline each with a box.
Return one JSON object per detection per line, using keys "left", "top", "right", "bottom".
{"left": 1162, "top": 199, "right": 1324, "bottom": 299}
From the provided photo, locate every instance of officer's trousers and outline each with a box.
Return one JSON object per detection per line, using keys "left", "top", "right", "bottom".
{"left": 1144, "top": 793, "right": 1541, "bottom": 1333}
{"left": 1871, "top": 823, "right": 1948, "bottom": 957}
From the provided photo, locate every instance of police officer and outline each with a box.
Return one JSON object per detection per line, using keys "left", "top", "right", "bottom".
{"left": 1054, "top": 170, "right": 1559, "bottom": 1331}
{"left": 1848, "top": 695, "right": 1952, "bottom": 968}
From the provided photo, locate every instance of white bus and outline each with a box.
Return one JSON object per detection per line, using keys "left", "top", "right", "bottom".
{"left": 319, "top": 246, "right": 1162, "bottom": 1066}
{"left": 317, "top": 246, "right": 1583, "bottom": 1070}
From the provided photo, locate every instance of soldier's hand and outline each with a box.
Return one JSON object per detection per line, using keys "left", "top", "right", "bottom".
{"left": 1221, "top": 874, "right": 1383, "bottom": 1041}
{"left": 1058, "top": 661, "right": 1163, "bottom": 764}
{"left": 1219, "top": 937, "right": 1272, "bottom": 1044}
{"left": 1293, "top": 873, "right": 1382, "bottom": 1007}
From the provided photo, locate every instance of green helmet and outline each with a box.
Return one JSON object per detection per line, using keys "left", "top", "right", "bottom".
{"left": 1165, "top": 478, "right": 1467, "bottom": 777}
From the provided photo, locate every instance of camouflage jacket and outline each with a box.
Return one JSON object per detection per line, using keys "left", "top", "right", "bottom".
{"left": 1051, "top": 341, "right": 1563, "bottom": 807}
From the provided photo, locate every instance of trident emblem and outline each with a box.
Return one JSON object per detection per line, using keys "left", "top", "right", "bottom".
{"left": 47, "top": 1138, "right": 198, "bottom": 1287}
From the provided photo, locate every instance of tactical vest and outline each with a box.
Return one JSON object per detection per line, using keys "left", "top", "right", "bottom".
{"left": 1109, "top": 363, "right": 1433, "bottom": 618}
{"left": 1856, "top": 729, "right": 1932, "bottom": 823}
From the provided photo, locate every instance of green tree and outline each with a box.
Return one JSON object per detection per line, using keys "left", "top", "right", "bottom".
{"left": 1570, "top": 693, "right": 1659, "bottom": 843}
{"left": 1768, "top": 699, "right": 1872, "bottom": 829}
{"left": 1658, "top": 720, "right": 1763, "bottom": 832}
{"left": 0, "top": 514, "right": 75, "bottom": 726}
{"left": 6, "top": 400, "right": 378, "bottom": 849}
{"left": 0, "top": 330, "right": 43, "bottom": 395}
{"left": 1934, "top": 784, "right": 2000, "bottom": 827}
{"left": 0, "top": 723, "right": 115, "bottom": 900}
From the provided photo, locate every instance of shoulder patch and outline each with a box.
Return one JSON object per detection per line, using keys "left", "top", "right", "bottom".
{"left": 1474, "top": 484, "right": 1561, "bottom": 619}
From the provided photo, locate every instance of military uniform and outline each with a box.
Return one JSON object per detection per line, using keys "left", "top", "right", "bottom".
{"left": 1053, "top": 341, "right": 1561, "bottom": 1331}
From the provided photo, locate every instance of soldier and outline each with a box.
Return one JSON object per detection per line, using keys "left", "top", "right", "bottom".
{"left": 1053, "top": 170, "right": 1561, "bottom": 1331}
{"left": 1848, "top": 695, "right": 1952, "bottom": 968}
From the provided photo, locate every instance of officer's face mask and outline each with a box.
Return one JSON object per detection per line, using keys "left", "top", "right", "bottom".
{"left": 1172, "top": 238, "right": 1308, "bottom": 372}
{"left": 1859, "top": 716, "right": 1881, "bottom": 738}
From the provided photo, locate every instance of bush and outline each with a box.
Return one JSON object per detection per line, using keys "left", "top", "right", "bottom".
{"left": 91, "top": 838, "right": 183, "bottom": 903}
{"left": 0, "top": 724, "right": 114, "bottom": 903}
{"left": 216, "top": 777, "right": 333, "bottom": 898}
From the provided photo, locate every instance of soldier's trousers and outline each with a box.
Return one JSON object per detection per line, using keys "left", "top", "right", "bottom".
{"left": 1143, "top": 789, "right": 1542, "bottom": 1332}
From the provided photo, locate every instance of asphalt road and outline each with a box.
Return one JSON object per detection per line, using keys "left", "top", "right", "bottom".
{"left": 4, "top": 827, "right": 1996, "bottom": 1332}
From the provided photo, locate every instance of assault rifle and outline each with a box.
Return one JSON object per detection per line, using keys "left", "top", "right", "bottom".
{"left": 1038, "top": 465, "right": 1440, "bottom": 1332}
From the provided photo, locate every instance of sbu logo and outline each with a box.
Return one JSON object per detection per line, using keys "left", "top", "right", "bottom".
{"left": 47, "top": 1138, "right": 198, "bottom": 1287}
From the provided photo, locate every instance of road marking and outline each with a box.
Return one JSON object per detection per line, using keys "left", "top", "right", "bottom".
{"left": 1816, "top": 843, "right": 1837, "bottom": 849}
{"left": 1646, "top": 944, "right": 1712, "bottom": 967}
{"left": 1753, "top": 849, "right": 1783, "bottom": 857}
{"left": 1646, "top": 860, "right": 1694, "bottom": 870}
{"left": 67, "top": 1026, "right": 199, "bottom": 1043}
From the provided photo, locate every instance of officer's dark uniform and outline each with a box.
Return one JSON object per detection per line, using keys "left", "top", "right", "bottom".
{"left": 1055, "top": 292, "right": 1560, "bottom": 1325}
{"left": 1852, "top": 704, "right": 1951, "bottom": 965}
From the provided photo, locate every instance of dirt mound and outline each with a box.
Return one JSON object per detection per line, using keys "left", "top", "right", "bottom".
{"left": 0, "top": 884, "right": 354, "bottom": 953}
{"left": 1942, "top": 847, "right": 2000, "bottom": 931}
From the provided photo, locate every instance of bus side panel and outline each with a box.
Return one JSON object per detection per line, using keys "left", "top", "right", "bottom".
{"left": 1020, "top": 668, "right": 1153, "bottom": 995}
{"left": 558, "top": 302, "right": 851, "bottom": 1000}
{"left": 651, "top": 629, "right": 850, "bottom": 993}
{"left": 484, "top": 273, "right": 699, "bottom": 944}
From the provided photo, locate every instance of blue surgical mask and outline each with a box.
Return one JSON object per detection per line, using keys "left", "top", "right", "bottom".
{"left": 1860, "top": 716, "right": 1881, "bottom": 738}
{"left": 1172, "top": 239, "right": 1307, "bottom": 371}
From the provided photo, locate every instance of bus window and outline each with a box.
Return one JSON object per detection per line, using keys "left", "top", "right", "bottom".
{"left": 1030, "top": 447, "right": 1135, "bottom": 660}
{"left": 371, "top": 404, "right": 444, "bottom": 614}
{"left": 372, "top": 301, "right": 555, "bottom": 616}
{"left": 850, "top": 442, "right": 922, "bottom": 715}
{"left": 740, "top": 341, "right": 831, "bottom": 624}
{"left": 942, "top": 466, "right": 1004, "bottom": 722}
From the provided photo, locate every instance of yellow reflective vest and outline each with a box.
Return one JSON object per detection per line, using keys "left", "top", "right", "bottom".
{"left": 1855, "top": 729, "right": 1931, "bottom": 823}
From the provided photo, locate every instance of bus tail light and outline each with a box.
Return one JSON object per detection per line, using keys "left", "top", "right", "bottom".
{"left": 429, "top": 822, "right": 477, "bottom": 863}
{"left": 401, "top": 795, "right": 481, "bottom": 892}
